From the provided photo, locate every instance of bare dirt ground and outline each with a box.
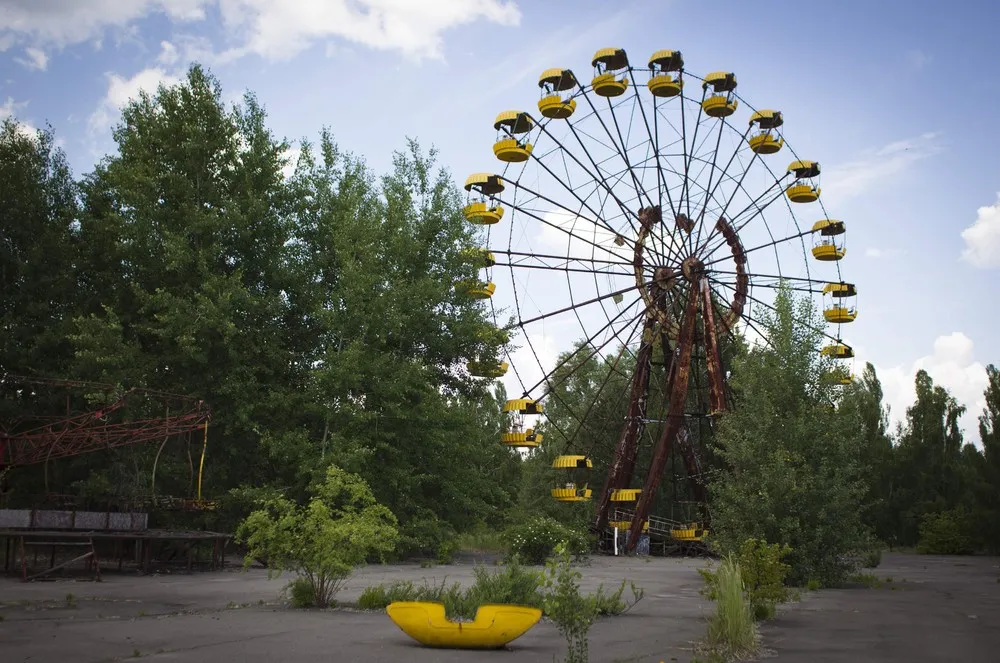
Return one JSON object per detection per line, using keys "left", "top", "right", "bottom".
{"left": 2, "top": 551, "right": 998, "bottom": 662}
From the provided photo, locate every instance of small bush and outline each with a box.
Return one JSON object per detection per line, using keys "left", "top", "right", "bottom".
{"left": 704, "top": 556, "right": 758, "bottom": 659}
{"left": 861, "top": 546, "right": 883, "bottom": 568}
{"left": 287, "top": 576, "right": 316, "bottom": 608}
{"left": 436, "top": 539, "right": 458, "bottom": 565}
{"left": 540, "top": 543, "right": 598, "bottom": 663}
{"left": 699, "top": 537, "right": 790, "bottom": 621}
{"left": 806, "top": 578, "right": 821, "bottom": 591}
{"left": 465, "top": 557, "right": 542, "bottom": 609}
{"left": 503, "top": 516, "right": 591, "bottom": 564}
{"left": 589, "top": 579, "right": 645, "bottom": 616}
{"left": 917, "top": 509, "right": 976, "bottom": 555}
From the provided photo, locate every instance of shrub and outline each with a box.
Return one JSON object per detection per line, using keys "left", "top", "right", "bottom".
{"left": 287, "top": 576, "right": 315, "bottom": 608}
{"left": 503, "top": 516, "right": 591, "bottom": 564}
{"left": 236, "top": 465, "right": 399, "bottom": 608}
{"left": 861, "top": 546, "right": 883, "bottom": 568}
{"left": 704, "top": 556, "right": 758, "bottom": 659}
{"left": 590, "top": 579, "right": 645, "bottom": 616}
{"left": 699, "top": 537, "right": 791, "bottom": 620}
{"left": 540, "top": 543, "right": 598, "bottom": 663}
{"left": 917, "top": 508, "right": 976, "bottom": 555}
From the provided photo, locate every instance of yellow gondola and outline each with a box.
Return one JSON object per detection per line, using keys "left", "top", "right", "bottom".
{"left": 538, "top": 68, "right": 578, "bottom": 119}
{"left": 503, "top": 398, "right": 543, "bottom": 415}
{"left": 458, "top": 280, "right": 496, "bottom": 299}
{"left": 467, "top": 360, "right": 508, "bottom": 378}
{"left": 462, "top": 173, "right": 505, "bottom": 225}
{"left": 591, "top": 47, "right": 630, "bottom": 97}
{"left": 786, "top": 160, "right": 821, "bottom": 203}
{"left": 610, "top": 488, "right": 641, "bottom": 502}
{"left": 609, "top": 520, "right": 649, "bottom": 532}
{"left": 702, "top": 72, "right": 738, "bottom": 117}
{"left": 747, "top": 109, "right": 784, "bottom": 154}
{"left": 493, "top": 111, "right": 534, "bottom": 163}
{"left": 647, "top": 50, "right": 684, "bottom": 97}
{"left": 811, "top": 219, "right": 846, "bottom": 261}
{"left": 500, "top": 428, "right": 542, "bottom": 448}
{"left": 821, "top": 343, "right": 855, "bottom": 359}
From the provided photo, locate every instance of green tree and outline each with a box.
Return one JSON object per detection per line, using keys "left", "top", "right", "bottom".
{"left": 236, "top": 465, "right": 398, "bottom": 607}
{"left": 975, "top": 364, "right": 1000, "bottom": 552}
{"left": 708, "top": 285, "right": 871, "bottom": 586}
{"left": 0, "top": 120, "right": 80, "bottom": 378}
{"left": 838, "top": 362, "right": 896, "bottom": 546}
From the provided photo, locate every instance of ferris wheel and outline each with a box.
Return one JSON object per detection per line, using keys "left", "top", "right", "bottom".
{"left": 459, "top": 47, "right": 858, "bottom": 551}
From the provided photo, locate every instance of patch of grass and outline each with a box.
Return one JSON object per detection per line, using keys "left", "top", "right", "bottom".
{"left": 806, "top": 578, "right": 821, "bottom": 591}
{"left": 884, "top": 576, "right": 894, "bottom": 583}
{"left": 703, "top": 556, "right": 758, "bottom": 660}
{"left": 65, "top": 593, "right": 77, "bottom": 608}
{"left": 849, "top": 572, "right": 884, "bottom": 589}
{"left": 454, "top": 528, "right": 507, "bottom": 554}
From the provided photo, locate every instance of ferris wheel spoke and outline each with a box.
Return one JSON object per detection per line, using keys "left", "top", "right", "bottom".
{"left": 698, "top": 184, "right": 792, "bottom": 260}
{"left": 695, "top": 167, "right": 791, "bottom": 257}
{"left": 702, "top": 227, "right": 810, "bottom": 268}
{"left": 709, "top": 276, "right": 845, "bottom": 346}
{"left": 498, "top": 191, "right": 632, "bottom": 263}
{"left": 534, "top": 121, "right": 642, "bottom": 239}
{"left": 627, "top": 68, "right": 678, "bottom": 222}
{"left": 691, "top": 124, "right": 756, "bottom": 254}
{"left": 712, "top": 269, "right": 832, "bottom": 287}
{"left": 706, "top": 281, "right": 777, "bottom": 353}
{"left": 514, "top": 276, "right": 655, "bottom": 328}
{"left": 507, "top": 142, "right": 638, "bottom": 245}
{"left": 575, "top": 84, "right": 656, "bottom": 213}
{"left": 495, "top": 249, "right": 635, "bottom": 269}
{"left": 533, "top": 301, "right": 646, "bottom": 398}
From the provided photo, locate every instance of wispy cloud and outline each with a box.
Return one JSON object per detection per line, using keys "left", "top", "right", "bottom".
{"left": 960, "top": 192, "right": 1000, "bottom": 269}
{"left": 14, "top": 46, "right": 48, "bottom": 71}
{"left": 821, "top": 132, "right": 942, "bottom": 208}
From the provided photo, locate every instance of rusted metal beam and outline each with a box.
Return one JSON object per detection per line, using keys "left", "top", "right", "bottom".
{"left": 701, "top": 279, "right": 727, "bottom": 416}
{"left": 626, "top": 278, "right": 701, "bottom": 551}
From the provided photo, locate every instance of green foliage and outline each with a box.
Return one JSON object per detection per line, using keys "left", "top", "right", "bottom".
{"left": 503, "top": 515, "right": 592, "bottom": 564}
{"left": 540, "top": 543, "right": 598, "bottom": 663}
{"left": 236, "top": 465, "right": 398, "bottom": 608}
{"left": 454, "top": 527, "right": 507, "bottom": 554}
{"left": 708, "top": 285, "right": 872, "bottom": 587}
{"left": 861, "top": 546, "right": 883, "bottom": 569}
{"left": 916, "top": 508, "right": 977, "bottom": 555}
{"left": 589, "top": 579, "right": 645, "bottom": 616}
{"left": 356, "top": 558, "right": 543, "bottom": 618}
{"left": 699, "top": 538, "right": 790, "bottom": 621}
{"left": 286, "top": 576, "right": 315, "bottom": 608}
{"left": 703, "top": 555, "right": 758, "bottom": 660}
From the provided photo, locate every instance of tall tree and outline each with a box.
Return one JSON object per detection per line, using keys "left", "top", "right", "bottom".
{"left": 708, "top": 285, "right": 871, "bottom": 585}
{"left": 976, "top": 364, "right": 1000, "bottom": 551}
{"left": 0, "top": 120, "right": 80, "bottom": 378}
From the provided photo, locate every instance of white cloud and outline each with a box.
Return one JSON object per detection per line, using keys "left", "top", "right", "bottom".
{"left": 864, "top": 332, "right": 989, "bottom": 446}
{"left": 0, "top": 0, "right": 208, "bottom": 49}
{"left": 88, "top": 65, "right": 182, "bottom": 137}
{"left": 960, "top": 192, "right": 1000, "bottom": 269}
{"left": 822, "top": 132, "right": 941, "bottom": 208}
{"left": 280, "top": 144, "right": 301, "bottom": 179}
{"left": 0, "top": 97, "right": 38, "bottom": 137}
{"left": 2, "top": 1, "right": 521, "bottom": 64}
{"left": 14, "top": 46, "right": 48, "bottom": 70}
{"left": 215, "top": 0, "right": 521, "bottom": 62}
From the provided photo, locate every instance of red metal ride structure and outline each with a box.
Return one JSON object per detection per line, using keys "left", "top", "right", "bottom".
{"left": 0, "top": 374, "right": 211, "bottom": 502}
{"left": 592, "top": 208, "right": 747, "bottom": 551}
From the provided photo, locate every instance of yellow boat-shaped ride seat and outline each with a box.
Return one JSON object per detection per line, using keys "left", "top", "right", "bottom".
{"left": 386, "top": 601, "right": 542, "bottom": 649}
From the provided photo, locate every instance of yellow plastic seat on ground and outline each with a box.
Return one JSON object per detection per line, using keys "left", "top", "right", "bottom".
{"left": 386, "top": 601, "right": 542, "bottom": 649}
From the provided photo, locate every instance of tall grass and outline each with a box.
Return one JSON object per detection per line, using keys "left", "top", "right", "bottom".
{"left": 705, "top": 556, "right": 758, "bottom": 659}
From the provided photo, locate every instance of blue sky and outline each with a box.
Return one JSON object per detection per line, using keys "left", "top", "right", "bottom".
{"left": 2, "top": 0, "right": 998, "bottom": 443}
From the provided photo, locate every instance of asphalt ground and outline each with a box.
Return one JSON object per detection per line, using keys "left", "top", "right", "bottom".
{"left": 2, "top": 551, "right": 998, "bottom": 662}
